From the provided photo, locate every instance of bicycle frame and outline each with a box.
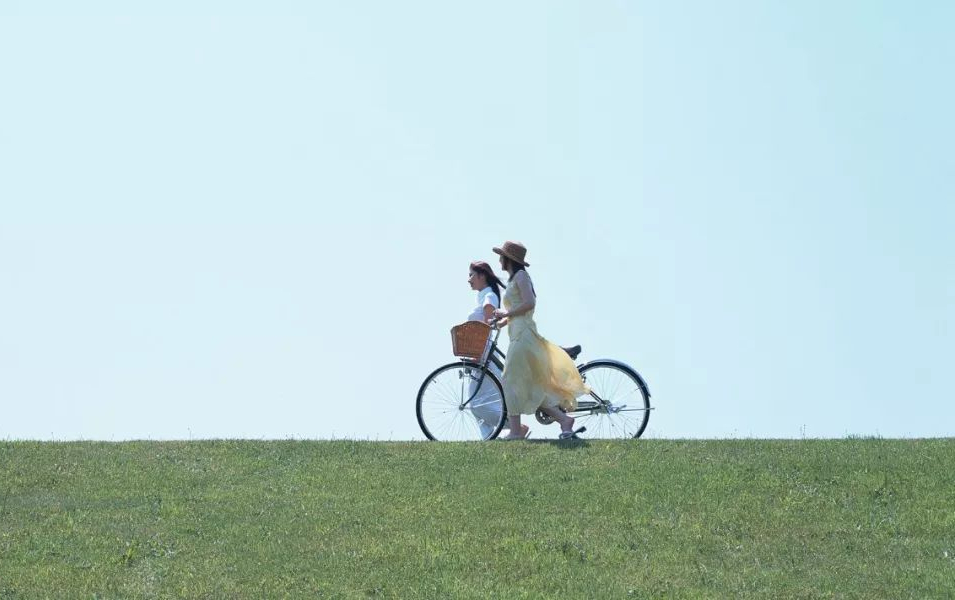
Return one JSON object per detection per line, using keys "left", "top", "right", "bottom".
{"left": 458, "top": 327, "right": 650, "bottom": 418}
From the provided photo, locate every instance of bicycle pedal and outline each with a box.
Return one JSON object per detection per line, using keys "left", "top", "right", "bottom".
{"left": 559, "top": 426, "right": 587, "bottom": 440}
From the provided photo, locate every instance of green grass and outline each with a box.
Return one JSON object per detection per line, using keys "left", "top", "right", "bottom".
{"left": 1, "top": 439, "right": 953, "bottom": 599}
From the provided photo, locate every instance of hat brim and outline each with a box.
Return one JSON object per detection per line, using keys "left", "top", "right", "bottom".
{"left": 493, "top": 247, "right": 530, "bottom": 267}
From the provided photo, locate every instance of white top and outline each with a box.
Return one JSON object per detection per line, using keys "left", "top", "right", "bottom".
{"left": 468, "top": 287, "right": 500, "bottom": 323}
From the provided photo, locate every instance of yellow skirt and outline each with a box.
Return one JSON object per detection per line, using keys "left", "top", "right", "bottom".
{"left": 503, "top": 316, "right": 590, "bottom": 415}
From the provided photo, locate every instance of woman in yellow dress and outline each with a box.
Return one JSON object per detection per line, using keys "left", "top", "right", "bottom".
{"left": 491, "top": 241, "right": 590, "bottom": 440}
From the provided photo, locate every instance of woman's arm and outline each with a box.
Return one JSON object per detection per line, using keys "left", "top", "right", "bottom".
{"left": 494, "top": 271, "right": 536, "bottom": 319}
{"left": 482, "top": 303, "right": 496, "bottom": 323}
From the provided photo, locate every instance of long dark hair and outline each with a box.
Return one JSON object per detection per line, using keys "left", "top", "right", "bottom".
{"left": 500, "top": 257, "right": 534, "bottom": 296}
{"left": 500, "top": 256, "right": 527, "bottom": 279}
{"left": 470, "top": 261, "right": 505, "bottom": 301}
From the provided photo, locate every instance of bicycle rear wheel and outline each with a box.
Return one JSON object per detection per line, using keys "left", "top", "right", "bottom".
{"left": 573, "top": 361, "right": 651, "bottom": 439}
{"left": 416, "top": 362, "right": 507, "bottom": 441}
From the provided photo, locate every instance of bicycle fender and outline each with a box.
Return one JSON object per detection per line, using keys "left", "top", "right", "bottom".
{"left": 578, "top": 359, "right": 651, "bottom": 398}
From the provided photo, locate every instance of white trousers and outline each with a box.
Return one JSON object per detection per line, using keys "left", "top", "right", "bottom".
{"left": 468, "top": 360, "right": 504, "bottom": 439}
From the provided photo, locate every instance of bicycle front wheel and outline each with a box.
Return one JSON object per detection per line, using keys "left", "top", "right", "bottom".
{"left": 573, "top": 361, "right": 651, "bottom": 439}
{"left": 416, "top": 362, "right": 507, "bottom": 441}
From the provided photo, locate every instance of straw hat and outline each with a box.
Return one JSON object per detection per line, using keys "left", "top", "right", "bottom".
{"left": 493, "top": 240, "right": 530, "bottom": 267}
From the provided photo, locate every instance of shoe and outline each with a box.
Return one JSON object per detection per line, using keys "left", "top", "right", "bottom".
{"left": 559, "top": 426, "right": 587, "bottom": 440}
{"left": 500, "top": 425, "right": 531, "bottom": 440}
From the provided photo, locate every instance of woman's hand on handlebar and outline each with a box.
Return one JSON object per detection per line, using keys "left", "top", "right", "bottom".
{"left": 489, "top": 309, "right": 510, "bottom": 329}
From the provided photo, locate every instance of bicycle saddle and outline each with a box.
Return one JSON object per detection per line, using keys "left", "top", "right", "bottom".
{"left": 562, "top": 345, "right": 582, "bottom": 360}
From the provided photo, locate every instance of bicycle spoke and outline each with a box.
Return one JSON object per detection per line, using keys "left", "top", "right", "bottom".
{"left": 575, "top": 362, "right": 650, "bottom": 439}
{"left": 417, "top": 363, "right": 506, "bottom": 441}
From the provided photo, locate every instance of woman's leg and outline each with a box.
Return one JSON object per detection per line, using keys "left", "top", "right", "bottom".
{"left": 502, "top": 415, "right": 529, "bottom": 439}
{"left": 540, "top": 405, "right": 574, "bottom": 433}
{"left": 468, "top": 377, "right": 497, "bottom": 439}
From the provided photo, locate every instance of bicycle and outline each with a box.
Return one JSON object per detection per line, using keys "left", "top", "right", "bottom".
{"left": 416, "top": 321, "right": 652, "bottom": 441}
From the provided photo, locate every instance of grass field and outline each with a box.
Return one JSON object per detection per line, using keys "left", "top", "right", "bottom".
{"left": 1, "top": 439, "right": 953, "bottom": 598}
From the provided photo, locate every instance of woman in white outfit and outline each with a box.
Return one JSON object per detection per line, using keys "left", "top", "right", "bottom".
{"left": 466, "top": 261, "right": 506, "bottom": 439}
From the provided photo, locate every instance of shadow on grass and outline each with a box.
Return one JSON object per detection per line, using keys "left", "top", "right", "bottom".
{"left": 524, "top": 439, "right": 592, "bottom": 451}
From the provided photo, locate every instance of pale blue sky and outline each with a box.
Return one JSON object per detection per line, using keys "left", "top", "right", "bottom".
{"left": 1, "top": 2, "right": 952, "bottom": 440}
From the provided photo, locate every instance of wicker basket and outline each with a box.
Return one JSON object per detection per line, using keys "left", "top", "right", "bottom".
{"left": 450, "top": 321, "right": 492, "bottom": 360}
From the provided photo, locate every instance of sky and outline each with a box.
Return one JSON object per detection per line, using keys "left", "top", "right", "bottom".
{"left": 1, "top": 2, "right": 952, "bottom": 440}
